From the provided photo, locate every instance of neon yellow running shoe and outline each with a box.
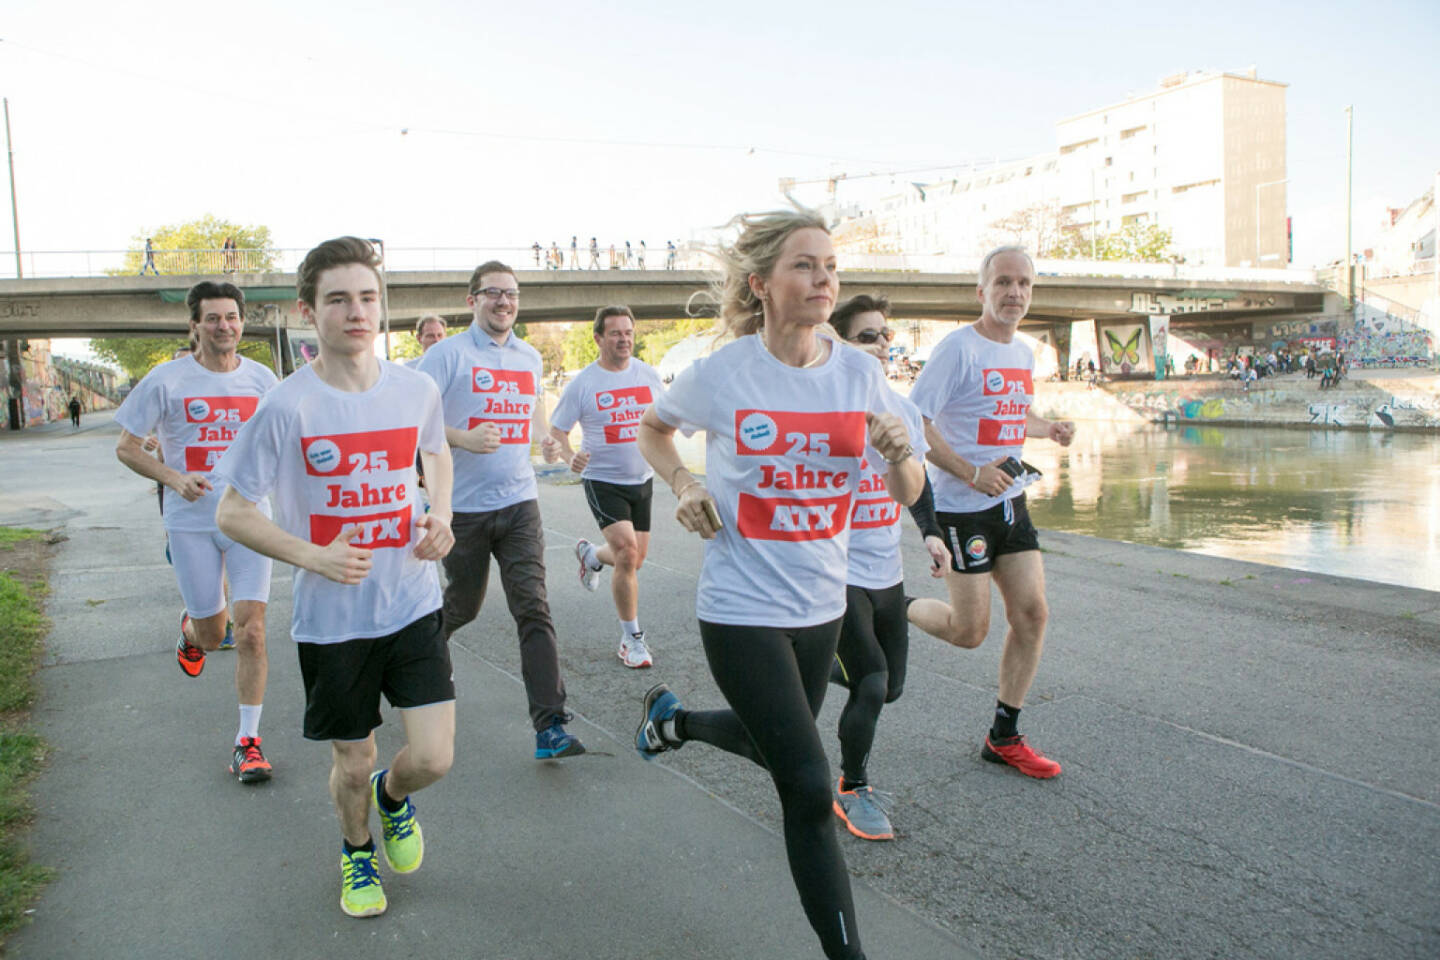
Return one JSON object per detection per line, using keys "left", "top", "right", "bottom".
{"left": 370, "top": 770, "right": 424, "bottom": 874}
{"left": 339, "top": 847, "right": 386, "bottom": 918}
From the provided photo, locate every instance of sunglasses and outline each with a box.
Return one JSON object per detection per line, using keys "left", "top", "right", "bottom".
{"left": 851, "top": 327, "right": 894, "bottom": 345}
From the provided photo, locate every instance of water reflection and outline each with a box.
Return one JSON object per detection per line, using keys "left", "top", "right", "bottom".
{"left": 1020, "top": 423, "right": 1439, "bottom": 592}
{"left": 675, "top": 422, "right": 1439, "bottom": 592}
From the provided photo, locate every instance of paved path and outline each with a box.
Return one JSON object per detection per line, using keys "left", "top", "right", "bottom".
{"left": 1, "top": 412, "right": 1437, "bottom": 959}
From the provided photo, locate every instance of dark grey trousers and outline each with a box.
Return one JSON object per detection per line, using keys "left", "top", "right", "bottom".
{"left": 442, "top": 499, "right": 567, "bottom": 731}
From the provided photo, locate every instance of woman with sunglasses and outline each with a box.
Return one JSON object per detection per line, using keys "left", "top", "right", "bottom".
{"left": 824, "top": 295, "right": 947, "bottom": 842}
{"left": 634, "top": 209, "right": 924, "bottom": 960}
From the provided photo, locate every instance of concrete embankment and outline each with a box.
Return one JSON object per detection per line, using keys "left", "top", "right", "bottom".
{"left": 1031, "top": 369, "right": 1440, "bottom": 431}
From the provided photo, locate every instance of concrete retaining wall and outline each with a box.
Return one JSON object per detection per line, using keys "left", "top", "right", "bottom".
{"left": 1031, "top": 374, "right": 1440, "bottom": 431}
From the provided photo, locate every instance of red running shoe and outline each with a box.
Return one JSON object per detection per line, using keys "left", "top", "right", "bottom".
{"left": 177, "top": 613, "right": 206, "bottom": 678}
{"left": 230, "top": 737, "right": 272, "bottom": 783}
{"left": 982, "top": 735, "right": 1061, "bottom": 779}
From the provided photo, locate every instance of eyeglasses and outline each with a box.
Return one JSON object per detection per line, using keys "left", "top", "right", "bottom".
{"left": 474, "top": 287, "right": 520, "bottom": 301}
{"left": 851, "top": 327, "right": 893, "bottom": 345}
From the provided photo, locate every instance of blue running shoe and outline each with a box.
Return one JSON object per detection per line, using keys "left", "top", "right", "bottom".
{"left": 635, "top": 683, "right": 683, "bottom": 761}
{"left": 218, "top": 620, "right": 236, "bottom": 650}
{"left": 535, "top": 720, "right": 586, "bottom": 759}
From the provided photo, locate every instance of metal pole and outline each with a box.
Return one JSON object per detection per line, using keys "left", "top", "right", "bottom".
{"left": 1433, "top": 168, "right": 1438, "bottom": 367}
{"left": 1345, "top": 106, "right": 1354, "bottom": 312}
{"left": 370, "top": 238, "right": 391, "bottom": 359}
{"left": 5, "top": 98, "right": 20, "bottom": 279}
{"left": 4, "top": 98, "right": 24, "bottom": 429}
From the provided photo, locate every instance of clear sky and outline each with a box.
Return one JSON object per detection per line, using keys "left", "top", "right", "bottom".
{"left": 3, "top": 0, "right": 1437, "bottom": 272}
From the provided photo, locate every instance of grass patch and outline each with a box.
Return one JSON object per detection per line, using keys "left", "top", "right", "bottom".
{"left": 1218, "top": 578, "right": 1234, "bottom": 587}
{"left": 0, "top": 528, "right": 56, "bottom": 941}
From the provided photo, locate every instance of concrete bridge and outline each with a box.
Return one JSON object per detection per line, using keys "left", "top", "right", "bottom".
{"left": 0, "top": 267, "right": 1330, "bottom": 342}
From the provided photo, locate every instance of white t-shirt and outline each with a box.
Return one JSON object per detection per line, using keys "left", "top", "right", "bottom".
{"left": 909, "top": 324, "right": 1034, "bottom": 513}
{"left": 549, "top": 359, "right": 664, "bottom": 485}
{"left": 417, "top": 323, "right": 543, "bottom": 512}
{"left": 114, "top": 354, "right": 278, "bottom": 533}
{"left": 846, "top": 392, "right": 928, "bottom": 590}
{"left": 215, "top": 362, "right": 446, "bottom": 645}
{"left": 653, "top": 335, "right": 919, "bottom": 628}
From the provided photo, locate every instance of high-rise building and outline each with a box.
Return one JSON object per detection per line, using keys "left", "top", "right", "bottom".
{"left": 831, "top": 68, "right": 1289, "bottom": 269}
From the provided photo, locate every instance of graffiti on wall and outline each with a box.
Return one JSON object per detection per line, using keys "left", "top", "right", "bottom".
{"left": 1099, "top": 322, "right": 1152, "bottom": 375}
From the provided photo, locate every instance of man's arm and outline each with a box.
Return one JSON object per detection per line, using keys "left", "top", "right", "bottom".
{"left": 215, "top": 487, "right": 373, "bottom": 584}
{"left": 1025, "top": 411, "right": 1075, "bottom": 447}
{"left": 922, "top": 418, "right": 1015, "bottom": 499}
{"left": 413, "top": 445, "right": 454, "bottom": 561}
{"left": 445, "top": 422, "right": 501, "bottom": 454}
{"left": 115, "top": 430, "right": 210, "bottom": 501}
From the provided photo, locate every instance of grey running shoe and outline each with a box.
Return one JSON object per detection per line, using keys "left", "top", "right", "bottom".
{"left": 575, "top": 539, "right": 600, "bottom": 592}
{"left": 833, "top": 779, "right": 895, "bottom": 841}
{"left": 618, "top": 631, "right": 653, "bottom": 669}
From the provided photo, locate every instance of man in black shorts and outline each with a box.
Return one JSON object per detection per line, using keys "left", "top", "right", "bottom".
{"left": 215, "top": 236, "right": 456, "bottom": 918}
{"left": 545, "top": 305, "right": 665, "bottom": 668}
{"left": 907, "top": 245, "right": 1076, "bottom": 779}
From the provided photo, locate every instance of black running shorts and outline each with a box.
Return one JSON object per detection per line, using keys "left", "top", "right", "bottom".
{"left": 581, "top": 478, "right": 653, "bottom": 532}
{"left": 936, "top": 492, "right": 1040, "bottom": 575}
{"left": 296, "top": 610, "right": 454, "bottom": 742}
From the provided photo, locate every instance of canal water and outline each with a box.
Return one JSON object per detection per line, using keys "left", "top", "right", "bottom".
{"left": 674, "top": 423, "right": 1439, "bottom": 593}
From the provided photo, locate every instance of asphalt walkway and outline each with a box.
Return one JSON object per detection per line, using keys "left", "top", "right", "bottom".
{"left": 1, "top": 412, "right": 1436, "bottom": 959}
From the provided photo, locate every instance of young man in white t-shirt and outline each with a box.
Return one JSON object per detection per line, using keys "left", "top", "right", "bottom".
{"left": 416, "top": 260, "right": 583, "bottom": 759}
{"left": 908, "top": 246, "right": 1076, "bottom": 780}
{"left": 214, "top": 236, "right": 456, "bottom": 919}
{"left": 543, "top": 305, "right": 664, "bottom": 668}
{"left": 113, "top": 280, "right": 278, "bottom": 784}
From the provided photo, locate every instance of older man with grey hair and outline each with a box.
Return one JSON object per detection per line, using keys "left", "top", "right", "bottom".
{"left": 405, "top": 315, "right": 448, "bottom": 368}
{"left": 906, "top": 245, "right": 1076, "bottom": 780}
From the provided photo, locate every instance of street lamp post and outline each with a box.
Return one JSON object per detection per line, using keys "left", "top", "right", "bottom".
{"left": 1255, "top": 178, "right": 1288, "bottom": 267}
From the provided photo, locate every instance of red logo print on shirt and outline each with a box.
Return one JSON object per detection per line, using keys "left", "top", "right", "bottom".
{"left": 738, "top": 492, "right": 852, "bottom": 542}
{"left": 981, "top": 368, "right": 1033, "bottom": 396}
{"left": 850, "top": 462, "right": 899, "bottom": 528}
{"left": 182, "top": 395, "right": 261, "bottom": 472}
{"left": 732, "top": 410, "right": 866, "bottom": 458}
{"left": 301, "top": 427, "right": 418, "bottom": 477}
{"left": 472, "top": 368, "right": 536, "bottom": 417}
{"left": 309, "top": 506, "right": 413, "bottom": 549}
{"left": 597, "top": 385, "right": 652, "bottom": 444}
{"left": 978, "top": 367, "right": 1031, "bottom": 448}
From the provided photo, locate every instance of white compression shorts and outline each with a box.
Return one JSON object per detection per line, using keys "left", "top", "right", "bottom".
{"left": 167, "top": 528, "right": 273, "bottom": 619}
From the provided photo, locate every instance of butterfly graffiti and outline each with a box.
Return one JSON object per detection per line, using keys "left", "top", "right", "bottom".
{"left": 1104, "top": 328, "right": 1143, "bottom": 372}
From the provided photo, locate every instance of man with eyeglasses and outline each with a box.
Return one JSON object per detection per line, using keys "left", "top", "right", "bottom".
{"left": 416, "top": 261, "right": 585, "bottom": 759}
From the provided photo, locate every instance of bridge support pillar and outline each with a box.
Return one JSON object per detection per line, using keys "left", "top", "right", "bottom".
{"left": 1051, "top": 322, "right": 1072, "bottom": 381}
{"left": 5, "top": 339, "right": 24, "bottom": 430}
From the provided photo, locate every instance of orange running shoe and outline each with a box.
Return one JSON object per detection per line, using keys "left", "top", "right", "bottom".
{"left": 981, "top": 735, "right": 1061, "bottom": 779}
{"left": 229, "top": 737, "right": 272, "bottom": 783}
{"left": 176, "top": 613, "right": 206, "bottom": 678}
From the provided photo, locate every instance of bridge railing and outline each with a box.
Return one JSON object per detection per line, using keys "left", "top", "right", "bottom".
{"left": 1, "top": 245, "right": 1321, "bottom": 286}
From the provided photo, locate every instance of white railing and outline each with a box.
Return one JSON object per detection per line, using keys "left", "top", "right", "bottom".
{"left": 0, "top": 245, "right": 707, "bottom": 280}
{"left": 0, "top": 246, "right": 1318, "bottom": 285}
{"left": 834, "top": 252, "right": 1319, "bottom": 284}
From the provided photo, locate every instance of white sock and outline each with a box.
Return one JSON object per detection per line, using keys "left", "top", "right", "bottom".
{"left": 237, "top": 703, "right": 263, "bottom": 744}
{"left": 583, "top": 542, "right": 603, "bottom": 570}
{"left": 621, "top": 619, "right": 641, "bottom": 638}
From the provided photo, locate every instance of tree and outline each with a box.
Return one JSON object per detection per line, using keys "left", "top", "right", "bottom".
{"left": 987, "top": 203, "right": 1077, "bottom": 257}
{"left": 636, "top": 316, "right": 715, "bottom": 367}
{"left": 562, "top": 322, "right": 599, "bottom": 371}
{"left": 1045, "top": 222, "right": 1174, "bottom": 262}
{"left": 112, "top": 214, "right": 278, "bottom": 276}
{"left": 91, "top": 336, "right": 272, "bottom": 381}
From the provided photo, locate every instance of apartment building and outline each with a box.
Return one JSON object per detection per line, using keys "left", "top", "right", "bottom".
{"left": 831, "top": 68, "right": 1289, "bottom": 268}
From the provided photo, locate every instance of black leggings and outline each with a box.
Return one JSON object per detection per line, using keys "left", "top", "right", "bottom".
{"left": 678, "top": 618, "right": 864, "bottom": 960}
{"left": 835, "top": 582, "right": 909, "bottom": 785}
